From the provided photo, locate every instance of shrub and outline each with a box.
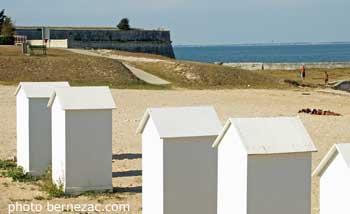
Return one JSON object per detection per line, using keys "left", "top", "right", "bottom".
{"left": 117, "top": 18, "right": 130, "bottom": 30}
{"left": 1, "top": 17, "right": 15, "bottom": 36}
{"left": 0, "top": 36, "right": 14, "bottom": 45}
{"left": 0, "top": 9, "right": 6, "bottom": 29}
{"left": 0, "top": 9, "right": 15, "bottom": 37}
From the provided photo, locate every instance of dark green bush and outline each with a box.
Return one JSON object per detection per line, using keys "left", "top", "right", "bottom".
{"left": 117, "top": 18, "right": 130, "bottom": 30}
{"left": 0, "top": 36, "right": 14, "bottom": 45}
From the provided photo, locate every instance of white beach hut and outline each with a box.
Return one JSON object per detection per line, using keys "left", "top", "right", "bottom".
{"left": 48, "top": 86, "right": 116, "bottom": 194}
{"left": 212, "top": 117, "right": 317, "bottom": 214}
{"left": 136, "top": 106, "right": 222, "bottom": 214}
{"left": 313, "top": 144, "right": 350, "bottom": 214}
{"left": 15, "top": 82, "right": 70, "bottom": 175}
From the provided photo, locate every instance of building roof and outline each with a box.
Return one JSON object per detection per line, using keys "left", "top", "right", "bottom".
{"left": 48, "top": 86, "right": 116, "bottom": 110}
{"left": 313, "top": 144, "right": 350, "bottom": 176}
{"left": 212, "top": 117, "right": 317, "bottom": 154}
{"left": 15, "top": 82, "right": 69, "bottom": 98}
{"left": 136, "top": 106, "right": 222, "bottom": 139}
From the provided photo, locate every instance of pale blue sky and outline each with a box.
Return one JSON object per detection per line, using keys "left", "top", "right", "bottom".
{"left": 2, "top": 0, "right": 349, "bottom": 45}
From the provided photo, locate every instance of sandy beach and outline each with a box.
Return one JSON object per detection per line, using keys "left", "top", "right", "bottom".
{"left": 1, "top": 85, "right": 350, "bottom": 214}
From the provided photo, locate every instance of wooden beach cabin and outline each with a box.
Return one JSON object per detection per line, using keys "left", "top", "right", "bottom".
{"left": 48, "top": 86, "right": 116, "bottom": 194}
{"left": 15, "top": 82, "right": 70, "bottom": 175}
{"left": 212, "top": 117, "right": 317, "bottom": 214}
{"left": 313, "top": 144, "right": 350, "bottom": 214}
{"left": 136, "top": 106, "right": 222, "bottom": 214}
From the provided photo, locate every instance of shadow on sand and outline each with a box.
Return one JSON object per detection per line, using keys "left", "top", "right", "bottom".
{"left": 112, "top": 153, "right": 142, "bottom": 160}
{"left": 113, "top": 186, "right": 142, "bottom": 193}
{"left": 112, "top": 170, "right": 142, "bottom": 178}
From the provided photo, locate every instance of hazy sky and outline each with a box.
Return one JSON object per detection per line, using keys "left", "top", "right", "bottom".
{"left": 2, "top": 0, "right": 349, "bottom": 45}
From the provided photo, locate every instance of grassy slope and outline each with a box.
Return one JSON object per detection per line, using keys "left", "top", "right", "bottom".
{"left": 2, "top": 45, "right": 347, "bottom": 90}
{"left": 105, "top": 49, "right": 350, "bottom": 89}
{"left": 129, "top": 60, "right": 289, "bottom": 89}
{"left": 0, "top": 46, "right": 160, "bottom": 89}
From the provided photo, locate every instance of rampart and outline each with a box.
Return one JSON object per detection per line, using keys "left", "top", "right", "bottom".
{"left": 15, "top": 26, "right": 175, "bottom": 58}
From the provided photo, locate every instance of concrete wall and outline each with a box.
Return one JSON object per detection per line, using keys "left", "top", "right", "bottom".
{"left": 142, "top": 117, "right": 164, "bottom": 214}
{"left": 217, "top": 125, "right": 248, "bottom": 214}
{"left": 52, "top": 98, "right": 66, "bottom": 188}
{"left": 28, "top": 98, "right": 52, "bottom": 176}
{"left": 16, "top": 89, "right": 29, "bottom": 172}
{"left": 320, "top": 154, "right": 350, "bottom": 214}
{"left": 223, "top": 62, "right": 350, "bottom": 71}
{"left": 16, "top": 28, "right": 42, "bottom": 39}
{"left": 163, "top": 136, "right": 217, "bottom": 214}
{"left": 64, "top": 110, "right": 113, "bottom": 194}
{"left": 17, "top": 92, "right": 52, "bottom": 176}
{"left": 16, "top": 27, "right": 175, "bottom": 58}
{"left": 51, "top": 29, "right": 171, "bottom": 42}
{"left": 28, "top": 39, "right": 68, "bottom": 48}
{"left": 247, "top": 152, "right": 312, "bottom": 214}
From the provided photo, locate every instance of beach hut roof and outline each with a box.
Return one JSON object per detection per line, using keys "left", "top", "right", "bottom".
{"left": 212, "top": 117, "right": 317, "bottom": 154}
{"left": 313, "top": 143, "right": 350, "bottom": 177}
{"left": 136, "top": 106, "right": 222, "bottom": 138}
{"left": 15, "top": 82, "right": 69, "bottom": 98}
{"left": 48, "top": 86, "right": 116, "bottom": 110}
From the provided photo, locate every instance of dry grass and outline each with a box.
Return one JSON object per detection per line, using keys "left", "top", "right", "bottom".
{"left": 262, "top": 68, "right": 350, "bottom": 87}
{"left": 2, "top": 45, "right": 350, "bottom": 90}
{"left": 129, "top": 60, "right": 289, "bottom": 89}
{"left": 106, "top": 49, "right": 172, "bottom": 60}
{"left": 0, "top": 46, "right": 154, "bottom": 88}
{"left": 1, "top": 46, "right": 291, "bottom": 89}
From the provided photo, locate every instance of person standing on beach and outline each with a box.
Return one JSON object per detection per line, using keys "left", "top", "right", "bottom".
{"left": 324, "top": 71, "right": 329, "bottom": 85}
{"left": 300, "top": 64, "right": 306, "bottom": 81}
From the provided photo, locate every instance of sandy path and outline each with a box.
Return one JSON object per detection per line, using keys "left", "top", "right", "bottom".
{"left": 68, "top": 48, "right": 159, "bottom": 62}
{"left": 66, "top": 49, "right": 171, "bottom": 85}
{"left": 123, "top": 63, "right": 170, "bottom": 85}
{"left": 1, "top": 85, "right": 350, "bottom": 214}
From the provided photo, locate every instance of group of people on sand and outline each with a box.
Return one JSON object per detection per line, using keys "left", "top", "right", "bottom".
{"left": 300, "top": 64, "right": 329, "bottom": 85}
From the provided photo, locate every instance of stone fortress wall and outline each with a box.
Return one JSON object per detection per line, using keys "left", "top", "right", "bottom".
{"left": 223, "top": 62, "right": 350, "bottom": 71}
{"left": 15, "top": 26, "right": 175, "bottom": 58}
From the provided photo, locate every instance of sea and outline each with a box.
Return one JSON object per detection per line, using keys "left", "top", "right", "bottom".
{"left": 173, "top": 43, "right": 350, "bottom": 63}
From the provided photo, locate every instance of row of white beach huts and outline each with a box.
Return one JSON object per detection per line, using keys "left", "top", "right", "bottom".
{"left": 15, "top": 82, "right": 349, "bottom": 214}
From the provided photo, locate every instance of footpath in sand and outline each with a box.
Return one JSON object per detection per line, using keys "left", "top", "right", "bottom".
{"left": 67, "top": 49, "right": 171, "bottom": 85}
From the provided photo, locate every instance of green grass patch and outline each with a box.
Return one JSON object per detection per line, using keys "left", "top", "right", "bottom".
{"left": 39, "top": 167, "right": 64, "bottom": 198}
{"left": 0, "top": 159, "right": 39, "bottom": 182}
{"left": 0, "top": 159, "right": 17, "bottom": 170}
{"left": 0, "top": 159, "right": 133, "bottom": 200}
{"left": 2, "top": 167, "right": 39, "bottom": 182}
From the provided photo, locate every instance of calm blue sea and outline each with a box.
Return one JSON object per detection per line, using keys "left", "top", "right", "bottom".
{"left": 173, "top": 43, "right": 350, "bottom": 63}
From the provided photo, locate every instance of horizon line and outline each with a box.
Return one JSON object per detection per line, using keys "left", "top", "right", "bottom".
{"left": 173, "top": 41, "right": 350, "bottom": 47}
